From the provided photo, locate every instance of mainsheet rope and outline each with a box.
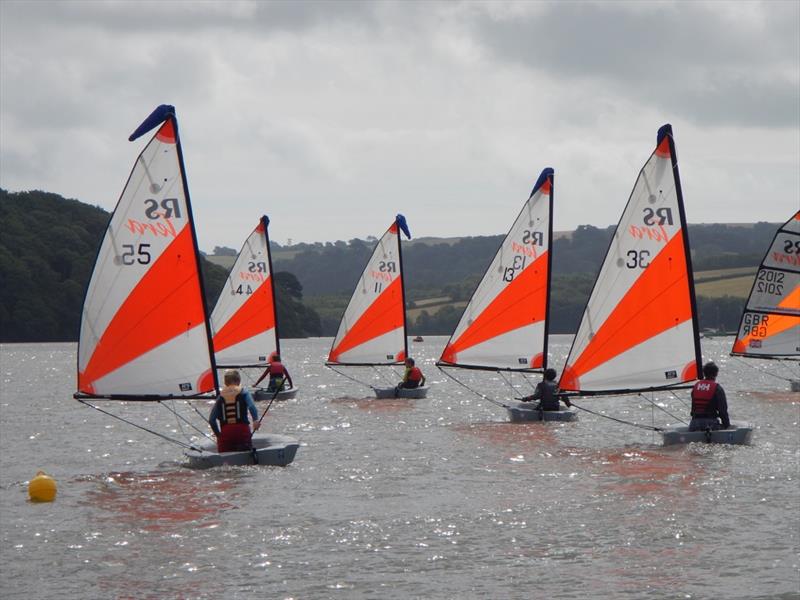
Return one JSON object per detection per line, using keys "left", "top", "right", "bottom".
{"left": 77, "top": 398, "right": 202, "bottom": 451}
{"left": 730, "top": 355, "right": 797, "bottom": 383}
{"left": 437, "top": 366, "right": 511, "bottom": 409}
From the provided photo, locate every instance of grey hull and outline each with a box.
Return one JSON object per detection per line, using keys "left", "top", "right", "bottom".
{"left": 253, "top": 386, "right": 298, "bottom": 401}
{"left": 662, "top": 422, "right": 753, "bottom": 446}
{"left": 506, "top": 404, "right": 578, "bottom": 423}
{"left": 184, "top": 434, "right": 300, "bottom": 469}
{"left": 374, "top": 386, "right": 429, "bottom": 399}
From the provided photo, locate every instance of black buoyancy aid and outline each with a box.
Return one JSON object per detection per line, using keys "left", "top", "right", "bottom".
{"left": 219, "top": 393, "right": 248, "bottom": 425}
{"left": 538, "top": 380, "right": 559, "bottom": 410}
{"left": 691, "top": 379, "right": 718, "bottom": 417}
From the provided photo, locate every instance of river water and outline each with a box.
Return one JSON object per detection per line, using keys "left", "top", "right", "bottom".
{"left": 1, "top": 336, "right": 798, "bottom": 599}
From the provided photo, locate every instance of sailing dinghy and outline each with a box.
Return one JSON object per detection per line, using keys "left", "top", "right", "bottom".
{"left": 558, "top": 124, "right": 751, "bottom": 445}
{"left": 326, "top": 215, "right": 428, "bottom": 399}
{"left": 436, "top": 168, "right": 572, "bottom": 422}
{"left": 73, "top": 105, "right": 299, "bottom": 467}
{"left": 730, "top": 211, "right": 800, "bottom": 392}
{"left": 210, "top": 216, "right": 298, "bottom": 401}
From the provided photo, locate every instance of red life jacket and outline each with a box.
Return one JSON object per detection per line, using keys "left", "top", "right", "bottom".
{"left": 269, "top": 362, "right": 286, "bottom": 377}
{"left": 691, "top": 379, "right": 718, "bottom": 417}
{"left": 407, "top": 366, "right": 422, "bottom": 383}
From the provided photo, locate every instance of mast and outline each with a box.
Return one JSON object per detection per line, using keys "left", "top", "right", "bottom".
{"left": 263, "top": 215, "right": 282, "bottom": 359}
{"left": 542, "top": 169, "right": 554, "bottom": 372}
{"left": 396, "top": 214, "right": 410, "bottom": 362}
{"left": 172, "top": 111, "right": 220, "bottom": 392}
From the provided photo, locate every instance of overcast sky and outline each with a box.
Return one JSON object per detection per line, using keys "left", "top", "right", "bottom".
{"left": 1, "top": 0, "right": 798, "bottom": 250}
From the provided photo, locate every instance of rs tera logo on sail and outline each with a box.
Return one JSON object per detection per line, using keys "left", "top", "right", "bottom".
{"left": 628, "top": 207, "right": 674, "bottom": 244}
{"left": 240, "top": 261, "right": 269, "bottom": 282}
{"left": 125, "top": 198, "right": 182, "bottom": 238}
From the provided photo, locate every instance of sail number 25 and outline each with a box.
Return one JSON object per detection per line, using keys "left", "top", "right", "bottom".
{"left": 121, "top": 243, "right": 151, "bottom": 265}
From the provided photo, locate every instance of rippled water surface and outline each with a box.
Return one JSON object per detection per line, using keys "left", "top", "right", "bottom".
{"left": 1, "top": 337, "right": 798, "bottom": 599}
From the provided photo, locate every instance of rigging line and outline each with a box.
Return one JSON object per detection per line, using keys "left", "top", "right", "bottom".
{"left": 497, "top": 370, "right": 517, "bottom": 394}
{"left": 730, "top": 355, "right": 794, "bottom": 382}
{"left": 669, "top": 390, "right": 691, "bottom": 410}
{"left": 373, "top": 365, "right": 397, "bottom": 387}
{"left": 568, "top": 400, "right": 663, "bottom": 432}
{"left": 522, "top": 373, "right": 539, "bottom": 392}
{"left": 327, "top": 365, "right": 377, "bottom": 390}
{"left": 637, "top": 393, "right": 688, "bottom": 425}
{"left": 77, "top": 398, "right": 201, "bottom": 451}
{"left": 162, "top": 400, "right": 214, "bottom": 442}
{"left": 437, "top": 366, "right": 511, "bottom": 409}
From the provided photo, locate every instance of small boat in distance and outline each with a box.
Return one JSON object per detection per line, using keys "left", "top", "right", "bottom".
{"left": 413, "top": 336, "right": 424, "bottom": 342}
{"left": 437, "top": 168, "right": 570, "bottom": 422}
{"left": 210, "top": 216, "right": 298, "bottom": 401}
{"left": 558, "top": 124, "right": 751, "bottom": 445}
{"left": 730, "top": 211, "right": 800, "bottom": 392}
{"left": 73, "top": 105, "right": 299, "bottom": 467}
{"left": 326, "top": 215, "right": 429, "bottom": 399}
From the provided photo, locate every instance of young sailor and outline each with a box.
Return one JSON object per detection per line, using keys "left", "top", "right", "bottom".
{"left": 398, "top": 358, "right": 425, "bottom": 390}
{"left": 208, "top": 370, "right": 260, "bottom": 452}
{"left": 689, "top": 362, "right": 730, "bottom": 431}
{"left": 254, "top": 354, "right": 294, "bottom": 392}
{"left": 521, "top": 368, "right": 572, "bottom": 410}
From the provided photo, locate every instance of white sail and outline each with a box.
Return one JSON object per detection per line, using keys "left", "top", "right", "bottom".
{"left": 327, "top": 215, "right": 411, "bottom": 365}
{"left": 211, "top": 216, "right": 279, "bottom": 367}
{"left": 560, "top": 125, "right": 702, "bottom": 394}
{"left": 438, "top": 168, "right": 553, "bottom": 371}
{"left": 76, "top": 106, "right": 217, "bottom": 398}
{"left": 732, "top": 211, "right": 800, "bottom": 359}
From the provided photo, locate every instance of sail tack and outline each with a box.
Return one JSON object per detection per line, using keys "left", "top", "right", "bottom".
{"left": 211, "top": 216, "right": 279, "bottom": 367}
{"left": 438, "top": 168, "right": 554, "bottom": 371}
{"left": 327, "top": 216, "right": 411, "bottom": 365}
{"left": 76, "top": 106, "right": 217, "bottom": 398}
{"left": 560, "top": 125, "right": 702, "bottom": 394}
{"left": 731, "top": 211, "right": 800, "bottom": 359}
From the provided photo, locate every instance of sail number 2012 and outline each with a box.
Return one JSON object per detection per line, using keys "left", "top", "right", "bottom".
{"left": 756, "top": 270, "right": 784, "bottom": 295}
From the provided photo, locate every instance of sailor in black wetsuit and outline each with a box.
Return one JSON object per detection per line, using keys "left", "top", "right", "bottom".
{"left": 689, "top": 361, "right": 731, "bottom": 431}
{"left": 521, "top": 368, "right": 571, "bottom": 410}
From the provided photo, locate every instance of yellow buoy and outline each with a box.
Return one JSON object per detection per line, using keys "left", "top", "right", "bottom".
{"left": 28, "top": 471, "right": 57, "bottom": 502}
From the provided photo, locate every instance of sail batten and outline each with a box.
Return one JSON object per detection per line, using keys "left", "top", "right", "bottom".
{"left": 327, "top": 216, "right": 410, "bottom": 366}
{"left": 731, "top": 211, "right": 800, "bottom": 359}
{"left": 437, "top": 168, "right": 554, "bottom": 371}
{"left": 560, "top": 125, "right": 702, "bottom": 394}
{"left": 75, "top": 108, "right": 218, "bottom": 400}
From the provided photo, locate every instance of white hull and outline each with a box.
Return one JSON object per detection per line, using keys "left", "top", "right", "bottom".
{"left": 662, "top": 422, "right": 753, "bottom": 446}
{"left": 184, "top": 434, "right": 299, "bottom": 468}
{"left": 252, "top": 386, "right": 299, "bottom": 401}
{"left": 506, "top": 404, "right": 578, "bottom": 423}
{"left": 374, "top": 386, "right": 429, "bottom": 399}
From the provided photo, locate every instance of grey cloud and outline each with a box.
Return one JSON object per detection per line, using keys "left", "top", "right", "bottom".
{"left": 468, "top": 1, "right": 800, "bottom": 128}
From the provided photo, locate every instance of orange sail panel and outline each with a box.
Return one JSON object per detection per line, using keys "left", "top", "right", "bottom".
{"left": 328, "top": 277, "right": 404, "bottom": 363}
{"left": 212, "top": 278, "right": 276, "bottom": 354}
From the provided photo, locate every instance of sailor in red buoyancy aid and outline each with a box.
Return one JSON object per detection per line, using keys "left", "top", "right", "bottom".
{"left": 254, "top": 354, "right": 294, "bottom": 392}
{"left": 689, "top": 361, "right": 731, "bottom": 431}
{"left": 398, "top": 358, "right": 425, "bottom": 390}
{"left": 208, "top": 370, "right": 261, "bottom": 452}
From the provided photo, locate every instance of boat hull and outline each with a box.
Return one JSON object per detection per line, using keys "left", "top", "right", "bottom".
{"left": 184, "top": 434, "right": 300, "bottom": 469}
{"left": 662, "top": 422, "right": 753, "bottom": 446}
{"left": 374, "top": 386, "right": 429, "bottom": 399}
{"left": 506, "top": 404, "right": 577, "bottom": 422}
{"left": 252, "top": 386, "right": 298, "bottom": 401}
